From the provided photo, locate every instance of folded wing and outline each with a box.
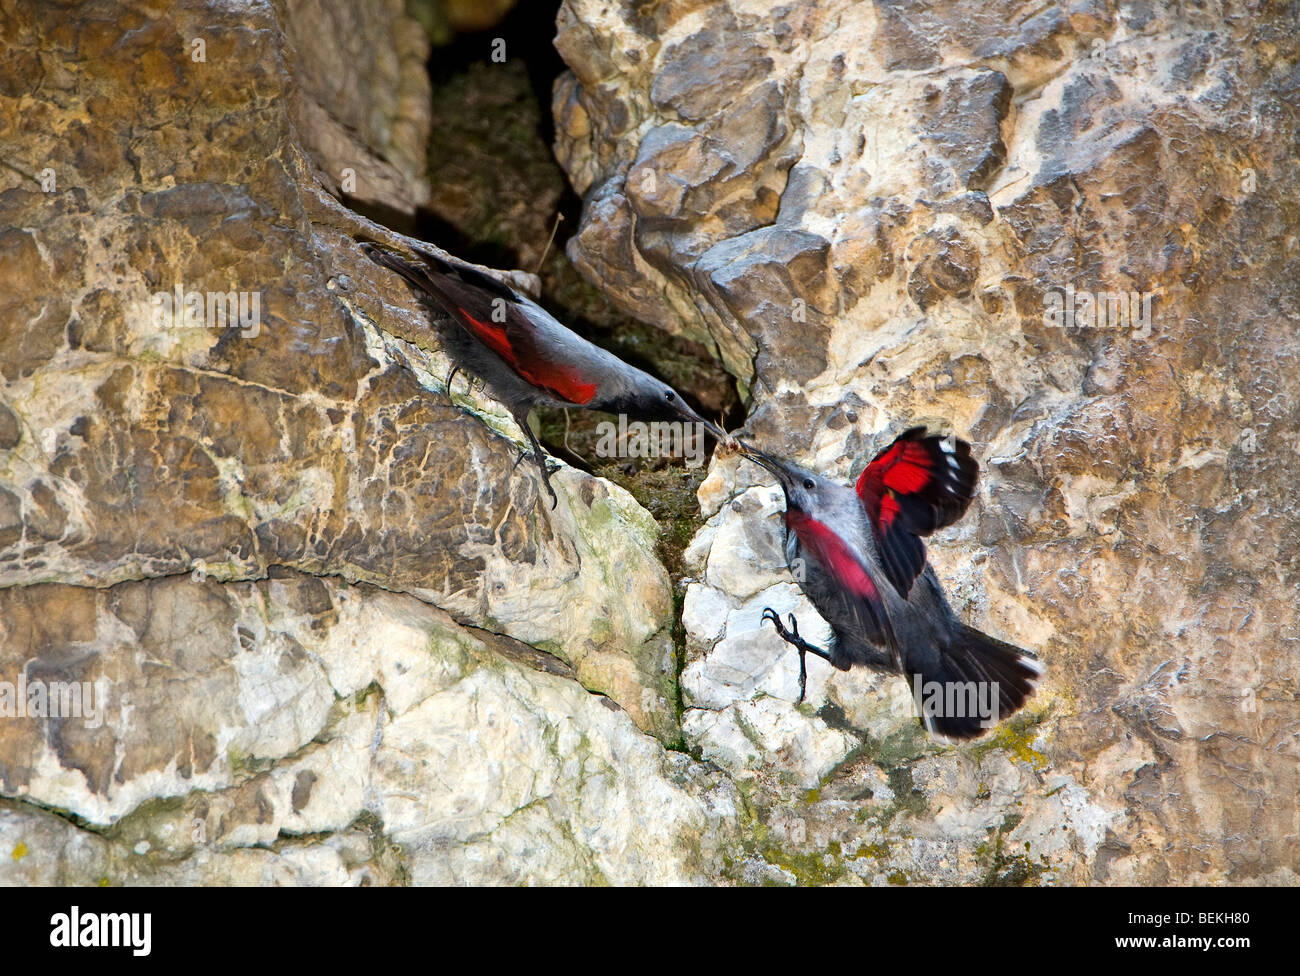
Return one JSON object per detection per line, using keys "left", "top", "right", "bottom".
{"left": 365, "top": 245, "right": 598, "bottom": 405}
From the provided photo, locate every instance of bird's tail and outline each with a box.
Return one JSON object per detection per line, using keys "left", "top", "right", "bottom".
{"left": 910, "top": 626, "right": 1043, "bottom": 741}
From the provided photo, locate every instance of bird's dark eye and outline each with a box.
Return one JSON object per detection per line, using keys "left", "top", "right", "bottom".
{"left": 664, "top": 391, "right": 675, "bottom": 401}
{"left": 803, "top": 478, "right": 814, "bottom": 490}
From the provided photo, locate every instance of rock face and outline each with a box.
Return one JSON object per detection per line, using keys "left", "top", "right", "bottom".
{"left": 284, "top": 0, "right": 434, "bottom": 218}
{"left": 0, "top": 0, "right": 737, "bottom": 883}
{"left": 556, "top": 0, "right": 1300, "bottom": 883}
{"left": 1, "top": 575, "right": 738, "bottom": 885}
{"left": 3, "top": 0, "right": 1296, "bottom": 887}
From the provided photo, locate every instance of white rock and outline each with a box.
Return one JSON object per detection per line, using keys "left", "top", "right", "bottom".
{"left": 703, "top": 485, "right": 789, "bottom": 599}
{"left": 371, "top": 648, "right": 739, "bottom": 885}
{"left": 682, "top": 583, "right": 833, "bottom": 709}
{"left": 683, "top": 698, "right": 858, "bottom": 789}
{"left": 681, "top": 583, "right": 737, "bottom": 648}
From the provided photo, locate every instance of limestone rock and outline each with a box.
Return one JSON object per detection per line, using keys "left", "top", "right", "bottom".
{"left": 556, "top": 0, "right": 1300, "bottom": 884}
{"left": 284, "top": 0, "right": 433, "bottom": 215}
{"left": 0, "top": 0, "right": 736, "bottom": 885}
{"left": 0, "top": 0, "right": 682, "bottom": 736}
{"left": 4, "top": 0, "right": 1296, "bottom": 887}
{"left": 0, "top": 574, "right": 742, "bottom": 884}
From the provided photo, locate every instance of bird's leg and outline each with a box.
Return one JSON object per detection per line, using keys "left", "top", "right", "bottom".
{"left": 509, "top": 430, "right": 559, "bottom": 475}
{"left": 515, "top": 414, "right": 559, "bottom": 510}
{"left": 562, "top": 407, "right": 576, "bottom": 459}
{"left": 761, "top": 608, "right": 832, "bottom": 705}
{"left": 445, "top": 363, "right": 461, "bottom": 396}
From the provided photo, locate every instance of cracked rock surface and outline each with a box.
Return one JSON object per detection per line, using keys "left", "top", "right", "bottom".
{"left": 3, "top": 0, "right": 1297, "bottom": 886}
{"left": 556, "top": 0, "right": 1300, "bottom": 884}
{"left": 2, "top": 575, "right": 737, "bottom": 885}
{"left": 0, "top": 0, "right": 737, "bottom": 884}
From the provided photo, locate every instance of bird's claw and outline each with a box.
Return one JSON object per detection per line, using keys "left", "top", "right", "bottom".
{"left": 516, "top": 453, "right": 559, "bottom": 509}
{"left": 761, "top": 608, "right": 809, "bottom": 705}
{"left": 761, "top": 608, "right": 802, "bottom": 641}
{"left": 512, "top": 450, "right": 560, "bottom": 475}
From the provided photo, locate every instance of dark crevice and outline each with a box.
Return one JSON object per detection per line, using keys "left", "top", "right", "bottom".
{"left": 367, "top": 2, "right": 744, "bottom": 441}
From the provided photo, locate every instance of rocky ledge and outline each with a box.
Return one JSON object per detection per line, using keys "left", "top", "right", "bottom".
{"left": 0, "top": 0, "right": 1296, "bottom": 884}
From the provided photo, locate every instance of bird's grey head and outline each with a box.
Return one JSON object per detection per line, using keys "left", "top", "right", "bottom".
{"left": 603, "top": 372, "right": 730, "bottom": 443}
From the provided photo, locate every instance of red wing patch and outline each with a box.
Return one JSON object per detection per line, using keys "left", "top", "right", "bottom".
{"left": 460, "top": 311, "right": 598, "bottom": 406}
{"left": 786, "top": 510, "right": 879, "bottom": 602}
{"left": 855, "top": 427, "right": 978, "bottom": 597}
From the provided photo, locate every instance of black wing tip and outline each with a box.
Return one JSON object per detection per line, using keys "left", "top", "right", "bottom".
{"left": 896, "top": 424, "right": 966, "bottom": 447}
{"left": 895, "top": 424, "right": 976, "bottom": 464}
{"left": 360, "top": 242, "right": 489, "bottom": 298}
{"left": 923, "top": 427, "right": 980, "bottom": 513}
{"left": 408, "top": 244, "right": 456, "bottom": 274}
{"left": 885, "top": 425, "right": 979, "bottom": 491}
{"left": 358, "top": 240, "right": 449, "bottom": 269}
{"left": 359, "top": 240, "right": 413, "bottom": 268}
{"left": 440, "top": 258, "right": 522, "bottom": 302}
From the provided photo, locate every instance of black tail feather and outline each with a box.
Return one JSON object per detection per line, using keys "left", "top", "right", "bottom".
{"left": 912, "top": 625, "right": 1042, "bottom": 741}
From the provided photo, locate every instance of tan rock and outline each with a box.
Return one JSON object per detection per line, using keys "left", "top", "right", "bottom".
{"left": 557, "top": 0, "right": 1300, "bottom": 883}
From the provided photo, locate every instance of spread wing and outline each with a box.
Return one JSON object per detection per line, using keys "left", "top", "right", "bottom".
{"left": 855, "top": 427, "right": 978, "bottom": 597}
{"left": 787, "top": 509, "right": 896, "bottom": 654}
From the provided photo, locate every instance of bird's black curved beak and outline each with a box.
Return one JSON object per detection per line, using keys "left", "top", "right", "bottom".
{"left": 736, "top": 440, "right": 799, "bottom": 493}
{"left": 670, "top": 399, "right": 735, "bottom": 450}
